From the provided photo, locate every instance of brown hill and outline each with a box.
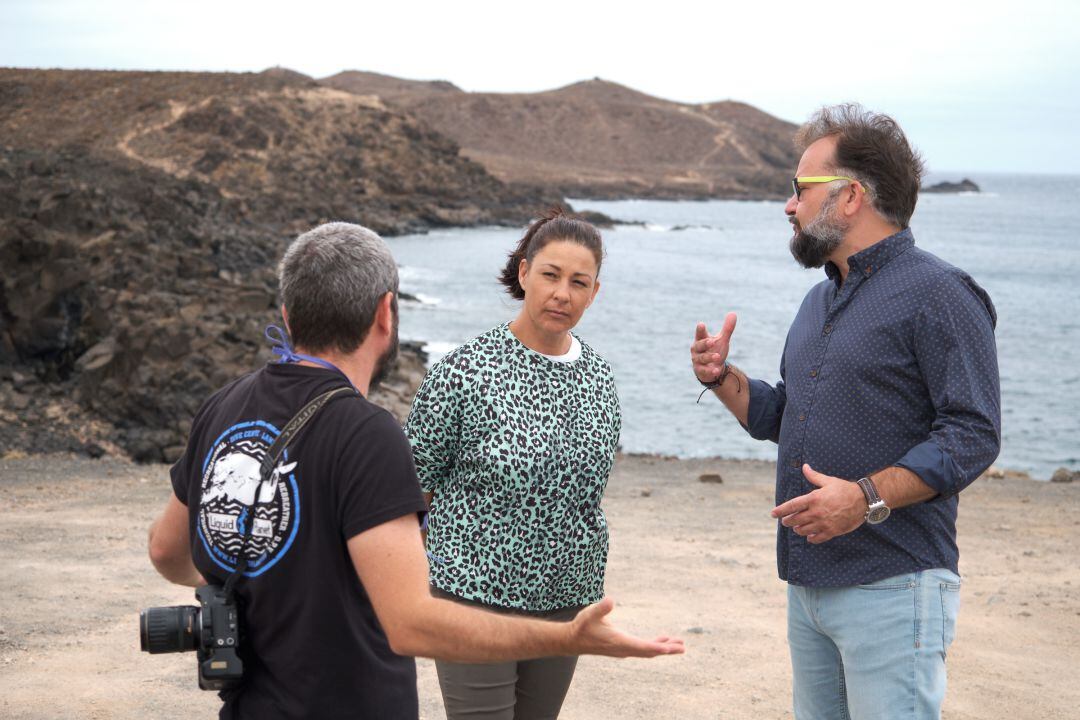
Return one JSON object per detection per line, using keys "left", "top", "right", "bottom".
{"left": 0, "top": 67, "right": 556, "bottom": 462}
{"left": 0, "top": 68, "right": 555, "bottom": 235}
{"left": 321, "top": 70, "right": 463, "bottom": 104}
{"left": 322, "top": 74, "right": 800, "bottom": 199}
{"left": 259, "top": 66, "right": 317, "bottom": 84}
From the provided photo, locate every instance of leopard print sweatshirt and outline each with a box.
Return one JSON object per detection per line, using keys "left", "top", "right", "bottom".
{"left": 404, "top": 322, "right": 621, "bottom": 611}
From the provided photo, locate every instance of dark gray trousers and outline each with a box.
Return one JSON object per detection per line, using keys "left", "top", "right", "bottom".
{"left": 431, "top": 587, "right": 582, "bottom": 720}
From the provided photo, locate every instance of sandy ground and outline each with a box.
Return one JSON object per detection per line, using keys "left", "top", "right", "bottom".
{"left": 0, "top": 453, "right": 1078, "bottom": 719}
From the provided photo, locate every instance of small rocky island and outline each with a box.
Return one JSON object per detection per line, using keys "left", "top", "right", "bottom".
{"left": 922, "top": 177, "right": 981, "bottom": 193}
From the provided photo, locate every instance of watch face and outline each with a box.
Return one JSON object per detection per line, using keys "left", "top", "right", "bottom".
{"left": 867, "top": 504, "right": 891, "bottom": 524}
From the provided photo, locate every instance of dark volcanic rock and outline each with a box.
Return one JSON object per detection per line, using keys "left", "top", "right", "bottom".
{"left": 0, "top": 146, "right": 421, "bottom": 462}
{"left": 0, "top": 146, "right": 273, "bottom": 459}
{"left": 572, "top": 209, "right": 618, "bottom": 229}
{"left": 0, "top": 67, "right": 576, "bottom": 462}
{"left": 1050, "top": 467, "right": 1077, "bottom": 483}
{"left": 922, "top": 178, "right": 980, "bottom": 194}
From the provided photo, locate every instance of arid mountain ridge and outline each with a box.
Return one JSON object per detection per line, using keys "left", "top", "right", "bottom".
{"left": 0, "top": 66, "right": 798, "bottom": 462}
{"left": 0, "top": 68, "right": 558, "bottom": 236}
{"left": 322, "top": 70, "right": 800, "bottom": 200}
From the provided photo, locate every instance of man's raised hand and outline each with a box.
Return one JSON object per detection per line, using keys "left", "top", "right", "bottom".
{"left": 691, "top": 312, "right": 737, "bottom": 383}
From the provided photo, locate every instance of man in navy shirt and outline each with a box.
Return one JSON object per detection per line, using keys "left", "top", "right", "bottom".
{"left": 691, "top": 105, "right": 1000, "bottom": 719}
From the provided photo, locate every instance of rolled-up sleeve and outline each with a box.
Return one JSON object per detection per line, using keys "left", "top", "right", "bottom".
{"left": 744, "top": 378, "right": 787, "bottom": 443}
{"left": 742, "top": 349, "right": 787, "bottom": 443}
{"left": 895, "top": 273, "right": 1001, "bottom": 497}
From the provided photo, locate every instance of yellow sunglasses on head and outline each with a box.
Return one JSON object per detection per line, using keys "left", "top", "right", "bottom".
{"left": 791, "top": 176, "right": 864, "bottom": 200}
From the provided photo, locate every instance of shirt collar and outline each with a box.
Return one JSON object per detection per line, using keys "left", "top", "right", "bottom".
{"left": 825, "top": 227, "right": 915, "bottom": 285}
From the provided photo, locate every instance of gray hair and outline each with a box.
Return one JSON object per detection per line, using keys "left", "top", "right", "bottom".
{"left": 278, "top": 222, "right": 398, "bottom": 354}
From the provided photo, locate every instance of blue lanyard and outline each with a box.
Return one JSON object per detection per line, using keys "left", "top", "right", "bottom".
{"left": 264, "top": 325, "right": 358, "bottom": 392}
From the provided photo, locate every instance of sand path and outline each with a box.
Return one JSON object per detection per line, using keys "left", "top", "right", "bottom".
{"left": 1, "top": 454, "right": 1077, "bottom": 719}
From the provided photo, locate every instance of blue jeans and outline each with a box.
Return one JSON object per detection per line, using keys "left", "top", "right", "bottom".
{"left": 787, "top": 569, "right": 962, "bottom": 720}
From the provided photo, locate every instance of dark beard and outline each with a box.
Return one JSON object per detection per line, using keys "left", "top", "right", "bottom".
{"left": 369, "top": 300, "right": 400, "bottom": 391}
{"left": 790, "top": 227, "right": 843, "bottom": 269}
{"left": 789, "top": 196, "right": 847, "bottom": 269}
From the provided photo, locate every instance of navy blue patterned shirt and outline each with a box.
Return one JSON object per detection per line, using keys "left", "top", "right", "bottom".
{"left": 744, "top": 229, "right": 1001, "bottom": 587}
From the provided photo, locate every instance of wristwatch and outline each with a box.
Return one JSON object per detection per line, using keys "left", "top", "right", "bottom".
{"left": 856, "top": 476, "right": 891, "bottom": 524}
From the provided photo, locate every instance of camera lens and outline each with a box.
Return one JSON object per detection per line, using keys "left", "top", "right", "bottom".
{"left": 140, "top": 606, "right": 200, "bottom": 654}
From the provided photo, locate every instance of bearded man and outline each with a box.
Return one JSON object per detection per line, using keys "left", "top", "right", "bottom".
{"left": 690, "top": 105, "right": 1000, "bottom": 719}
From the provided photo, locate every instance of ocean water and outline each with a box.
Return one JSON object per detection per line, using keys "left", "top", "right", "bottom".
{"left": 387, "top": 174, "right": 1080, "bottom": 479}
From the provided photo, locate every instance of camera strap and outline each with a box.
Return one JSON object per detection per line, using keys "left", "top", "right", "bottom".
{"left": 222, "top": 385, "right": 357, "bottom": 601}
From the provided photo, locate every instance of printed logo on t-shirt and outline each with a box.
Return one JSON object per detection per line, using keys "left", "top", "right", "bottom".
{"left": 197, "top": 421, "right": 300, "bottom": 576}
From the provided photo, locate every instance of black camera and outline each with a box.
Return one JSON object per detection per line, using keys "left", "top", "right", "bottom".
{"left": 140, "top": 585, "right": 244, "bottom": 691}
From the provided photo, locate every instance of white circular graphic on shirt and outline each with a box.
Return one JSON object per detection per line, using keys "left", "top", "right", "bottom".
{"left": 197, "top": 421, "right": 300, "bottom": 577}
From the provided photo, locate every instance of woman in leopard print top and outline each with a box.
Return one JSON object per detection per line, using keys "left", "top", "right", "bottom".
{"left": 404, "top": 209, "right": 619, "bottom": 719}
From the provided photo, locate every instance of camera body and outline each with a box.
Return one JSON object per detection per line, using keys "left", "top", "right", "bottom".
{"left": 140, "top": 585, "right": 244, "bottom": 691}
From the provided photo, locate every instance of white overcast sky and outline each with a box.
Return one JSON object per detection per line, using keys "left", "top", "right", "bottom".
{"left": 3, "top": 0, "right": 1078, "bottom": 174}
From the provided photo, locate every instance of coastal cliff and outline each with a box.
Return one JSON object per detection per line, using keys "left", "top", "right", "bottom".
{"left": 0, "top": 68, "right": 554, "bottom": 461}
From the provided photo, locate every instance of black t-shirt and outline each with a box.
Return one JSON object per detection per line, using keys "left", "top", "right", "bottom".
{"left": 170, "top": 362, "right": 428, "bottom": 720}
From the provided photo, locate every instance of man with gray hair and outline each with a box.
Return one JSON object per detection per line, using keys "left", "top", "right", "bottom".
{"left": 148, "top": 221, "right": 683, "bottom": 719}
{"left": 691, "top": 105, "right": 1000, "bottom": 718}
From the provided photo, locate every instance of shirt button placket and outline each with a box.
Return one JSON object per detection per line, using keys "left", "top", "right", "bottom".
{"left": 789, "top": 316, "right": 837, "bottom": 582}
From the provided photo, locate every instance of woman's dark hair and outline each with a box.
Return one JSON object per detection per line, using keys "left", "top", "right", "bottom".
{"left": 795, "top": 104, "right": 925, "bottom": 228}
{"left": 498, "top": 207, "right": 604, "bottom": 300}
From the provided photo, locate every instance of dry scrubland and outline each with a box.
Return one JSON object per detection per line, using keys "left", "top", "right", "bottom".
{"left": 1, "top": 453, "right": 1078, "bottom": 719}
